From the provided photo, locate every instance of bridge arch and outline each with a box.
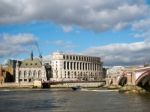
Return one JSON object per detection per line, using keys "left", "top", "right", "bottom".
{"left": 118, "top": 76, "right": 127, "bottom": 86}
{"left": 136, "top": 70, "right": 150, "bottom": 92}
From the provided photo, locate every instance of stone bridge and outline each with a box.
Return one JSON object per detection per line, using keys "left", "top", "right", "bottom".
{"left": 107, "top": 66, "right": 150, "bottom": 91}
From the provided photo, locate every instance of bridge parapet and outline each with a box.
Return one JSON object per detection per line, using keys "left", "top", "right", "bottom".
{"left": 106, "top": 66, "right": 150, "bottom": 87}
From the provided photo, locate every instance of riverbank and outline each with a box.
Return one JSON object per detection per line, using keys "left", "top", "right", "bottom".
{"left": 0, "top": 81, "right": 105, "bottom": 89}
{"left": 119, "top": 85, "right": 148, "bottom": 94}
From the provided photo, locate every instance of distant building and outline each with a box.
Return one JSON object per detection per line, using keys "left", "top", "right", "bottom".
{"left": 15, "top": 52, "right": 49, "bottom": 83}
{"left": 0, "top": 60, "right": 20, "bottom": 83}
{"left": 13, "top": 51, "right": 104, "bottom": 83}
{"left": 51, "top": 52, "right": 103, "bottom": 81}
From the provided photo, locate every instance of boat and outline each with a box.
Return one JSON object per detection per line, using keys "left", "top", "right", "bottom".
{"left": 71, "top": 86, "right": 81, "bottom": 91}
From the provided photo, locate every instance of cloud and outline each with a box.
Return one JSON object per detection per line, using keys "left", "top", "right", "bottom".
{"left": 2, "top": 33, "right": 37, "bottom": 45}
{"left": 51, "top": 40, "right": 76, "bottom": 48}
{"left": 61, "top": 25, "right": 73, "bottom": 32}
{"left": 0, "top": 0, "right": 149, "bottom": 32}
{"left": 132, "top": 19, "right": 150, "bottom": 41}
{"left": 84, "top": 41, "right": 150, "bottom": 66}
{"left": 0, "top": 33, "right": 37, "bottom": 58}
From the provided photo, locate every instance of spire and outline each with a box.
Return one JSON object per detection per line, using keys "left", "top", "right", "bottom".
{"left": 39, "top": 53, "right": 42, "bottom": 59}
{"left": 31, "top": 51, "right": 33, "bottom": 60}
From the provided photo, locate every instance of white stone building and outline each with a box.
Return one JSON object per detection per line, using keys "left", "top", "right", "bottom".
{"left": 15, "top": 54, "right": 48, "bottom": 83}
{"left": 50, "top": 52, "right": 103, "bottom": 81}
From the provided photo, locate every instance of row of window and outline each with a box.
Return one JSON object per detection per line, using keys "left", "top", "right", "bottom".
{"left": 57, "top": 71, "right": 100, "bottom": 79}
{"left": 19, "top": 78, "right": 42, "bottom": 82}
{"left": 25, "top": 63, "right": 38, "bottom": 66}
{"left": 64, "top": 61, "right": 100, "bottom": 71}
{"left": 63, "top": 55, "right": 100, "bottom": 62}
{"left": 18, "top": 70, "right": 42, "bottom": 78}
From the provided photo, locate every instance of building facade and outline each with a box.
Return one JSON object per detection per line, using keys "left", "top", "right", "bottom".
{"left": 15, "top": 55, "right": 48, "bottom": 83}
{"left": 51, "top": 52, "right": 103, "bottom": 81}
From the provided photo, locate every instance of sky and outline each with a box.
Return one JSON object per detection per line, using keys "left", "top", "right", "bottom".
{"left": 0, "top": 0, "right": 150, "bottom": 66}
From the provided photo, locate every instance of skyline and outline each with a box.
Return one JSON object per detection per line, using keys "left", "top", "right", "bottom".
{"left": 0, "top": 0, "right": 150, "bottom": 66}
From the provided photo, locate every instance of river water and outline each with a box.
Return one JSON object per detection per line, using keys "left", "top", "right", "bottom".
{"left": 0, "top": 89, "right": 150, "bottom": 112}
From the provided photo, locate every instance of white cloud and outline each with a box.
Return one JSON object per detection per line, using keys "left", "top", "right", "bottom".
{"left": 132, "top": 19, "right": 150, "bottom": 41}
{"left": 84, "top": 41, "right": 150, "bottom": 66}
{"left": 61, "top": 25, "right": 73, "bottom": 32}
{"left": 0, "top": 33, "right": 37, "bottom": 58}
{"left": 0, "top": 0, "right": 149, "bottom": 32}
{"left": 51, "top": 40, "right": 76, "bottom": 48}
{"left": 2, "top": 33, "right": 37, "bottom": 45}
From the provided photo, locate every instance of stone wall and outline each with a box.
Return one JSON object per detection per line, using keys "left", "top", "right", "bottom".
{"left": 0, "top": 82, "right": 33, "bottom": 88}
{"left": 50, "top": 82, "right": 105, "bottom": 88}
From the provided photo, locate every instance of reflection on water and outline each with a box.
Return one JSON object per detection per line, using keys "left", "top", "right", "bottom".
{"left": 0, "top": 89, "right": 150, "bottom": 112}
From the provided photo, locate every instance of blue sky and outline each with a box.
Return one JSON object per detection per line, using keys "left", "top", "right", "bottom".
{"left": 0, "top": 0, "right": 150, "bottom": 66}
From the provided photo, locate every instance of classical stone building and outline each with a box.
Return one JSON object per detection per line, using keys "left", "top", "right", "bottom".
{"left": 51, "top": 52, "right": 103, "bottom": 81}
{"left": 15, "top": 53, "right": 48, "bottom": 83}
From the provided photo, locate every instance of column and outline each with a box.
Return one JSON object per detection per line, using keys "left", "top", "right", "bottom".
{"left": 15, "top": 67, "right": 19, "bottom": 83}
{"left": 87, "top": 63, "right": 88, "bottom": 70}
{"left": 72, "top": 62, "right": 74, "bottom": 70}
{"left": 83, "top": 62, "right": 84, "bottom": 70}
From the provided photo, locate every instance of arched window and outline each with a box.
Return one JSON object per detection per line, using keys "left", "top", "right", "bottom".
{"left": 33, "top": 70, "right": 36, "bottom": 79}
{"left": 24, "top": 71, "right": 27, "bottom": 78}
{"left": 29, "top": 70, "right": 32, "bottom": 77}
{"left": 38, "top": 70, "right": 42, "bottom": 78}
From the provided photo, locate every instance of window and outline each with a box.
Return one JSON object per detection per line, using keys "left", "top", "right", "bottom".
{"left": 80, "top": 62, "right": 82, "bottom": 70}
{"left": 33, "top": 70, "right": 36, "bottom": 79}
{"left": 74, "top": 72, "right": 76, "bottom": 78}
{"left": 38, "top": 70, "right": 42, "bottom": 78}
{"left": 70, "top": 62, "right": 72, "bottom": 70}
{"left": 63, "top": 55, "right": 65, "bottom": 59}
{"left": 64, "top": 61, "right": 66, "bottom": 70}
{"left": 70, "top": 56, "right": 72, "bottom": 60}
{"left": 19, "top": 79, "right": 22, "bottom": 82}
{"left": 67, "top": 62, "right": 69, "bottom": 70}
{"left": 29, "top": 70, "right": 32, "bottom": 77}
{"left": 68, "top": 71, "right": 70, "bottom": 78}
{"left": 24, "top": 71, "right": 27, "bottom": 78}
{"left": 74, "top": 62, "right": 76, "bottom": 70}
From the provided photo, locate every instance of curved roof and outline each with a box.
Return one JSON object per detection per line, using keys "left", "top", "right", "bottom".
{"left": 20, "top": 58, "right": 42, "bottom": 68}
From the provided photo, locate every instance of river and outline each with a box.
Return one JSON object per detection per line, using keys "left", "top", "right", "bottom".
{"left": 0, "top": 89, "right": 150, "bottom": 112}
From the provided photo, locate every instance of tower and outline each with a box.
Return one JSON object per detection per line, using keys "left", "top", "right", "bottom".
{"left": 31, "top": 51, "right": 33, "bottom": 60}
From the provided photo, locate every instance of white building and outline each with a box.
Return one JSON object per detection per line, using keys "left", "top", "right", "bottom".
{"left": 15, "top": 53, "right": 48, "bottom": 83}
{"left": 15, "top": 52, "right": 104, "bottom": 83}
{"left": 50, "top": 52, "right": 103, "bottom": 81}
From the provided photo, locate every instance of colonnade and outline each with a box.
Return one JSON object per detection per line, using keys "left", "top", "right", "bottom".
{"left": 64, "top": 61, "right": 100, "bottom": 71}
